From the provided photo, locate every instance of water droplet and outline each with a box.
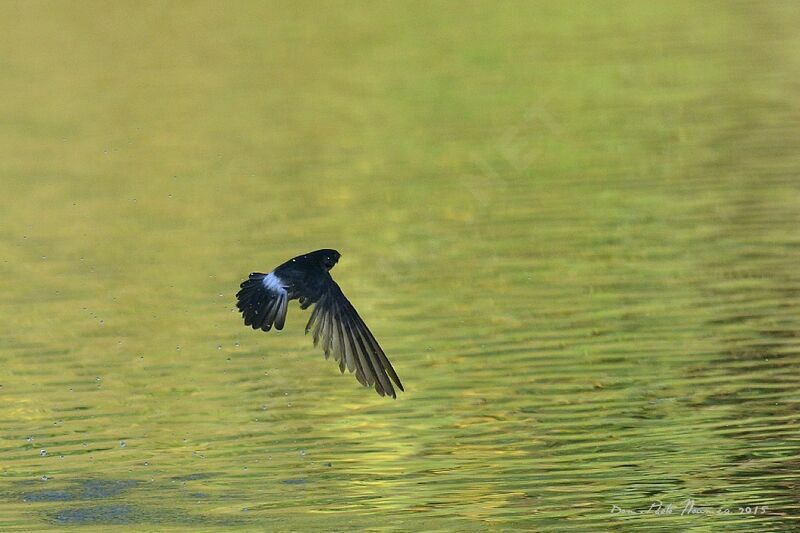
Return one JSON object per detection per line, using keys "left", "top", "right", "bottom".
{"left": 119, "top": 441, "right": 126, "bottom": 448}
{"left": 41, "top": 475, "right": 50, "bottom": 481}
{"left": 40, "top": 449, "right": 47, "bottom": 456}
{"left": 299, "top": 449, "right": 306, "bottom": 456}
{"left": 217, "top": 345, "right": 222, "bottom": 350}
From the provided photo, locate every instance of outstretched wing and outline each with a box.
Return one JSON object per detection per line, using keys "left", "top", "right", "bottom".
{"left": 236, "top": 272, "right": 289, "bottom": 331}
{"left": 306, "top": 277, "right": 404, "bottom": 398}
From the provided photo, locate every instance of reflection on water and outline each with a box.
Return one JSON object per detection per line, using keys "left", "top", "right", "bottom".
{"left": 1, "top": 1, "right": 799, "bottom": 530}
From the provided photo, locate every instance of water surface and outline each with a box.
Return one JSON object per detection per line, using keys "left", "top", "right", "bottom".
{"left": 1, "top": 1, "right": 799, "bottom": 530}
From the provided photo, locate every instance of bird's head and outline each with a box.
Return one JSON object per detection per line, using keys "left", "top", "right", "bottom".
{"left": 311, "top": 249, "right": 341, "bottom": 271}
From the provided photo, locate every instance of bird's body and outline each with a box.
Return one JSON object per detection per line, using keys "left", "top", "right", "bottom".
{"left": 236, "top": 249, "right": 404, "bottom": 398}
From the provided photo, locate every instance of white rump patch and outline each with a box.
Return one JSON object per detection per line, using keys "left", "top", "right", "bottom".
{"left": 262, "top": 272, "right": 287, "bottom": 294}
{"left": 261, "top": 272, "right": 286, "bottom": 293}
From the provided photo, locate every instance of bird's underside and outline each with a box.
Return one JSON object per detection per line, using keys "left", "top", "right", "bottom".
{"left": 236, "top": 253, "right": 403, "bottom": 398}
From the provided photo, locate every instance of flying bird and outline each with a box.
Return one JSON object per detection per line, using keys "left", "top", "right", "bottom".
{"left": 235, "top": 249, "right": 404, "bottom": 398}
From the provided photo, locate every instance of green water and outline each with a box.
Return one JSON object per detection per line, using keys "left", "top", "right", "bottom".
{"left": 1, "top": 1, "right": 799, "bottom": 531}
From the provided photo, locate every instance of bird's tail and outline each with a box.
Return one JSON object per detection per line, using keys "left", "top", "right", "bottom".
{"left": 236, "top": 273, "right": 288, "bottom": 331}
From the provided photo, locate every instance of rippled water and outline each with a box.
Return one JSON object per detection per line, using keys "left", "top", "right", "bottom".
{"left": 1, "top": 2, "right": 799, "bottom": 531}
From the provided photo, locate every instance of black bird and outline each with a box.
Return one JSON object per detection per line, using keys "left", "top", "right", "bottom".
{"left": 236, "top": 249, "right": 404, "bottom": 398}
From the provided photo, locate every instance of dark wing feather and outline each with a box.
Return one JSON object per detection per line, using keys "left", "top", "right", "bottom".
{"left": 306, "top": 277, "right": 403, "bottom": 398}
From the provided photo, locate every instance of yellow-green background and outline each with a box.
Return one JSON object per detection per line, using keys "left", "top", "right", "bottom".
{"left": 1, "top": 1, "right": 799, "bottom": 530}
